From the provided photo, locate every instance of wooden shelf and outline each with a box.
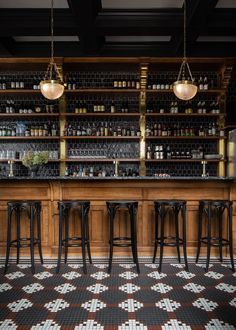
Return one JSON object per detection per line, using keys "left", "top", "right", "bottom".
{"left": 145, "top": 113, "right": 226, "bottom": 117}
{"left": 0, "top": 136, "right": 60, "bottom": 140}
{"left": 0, "top": 89, "right": 40, "bottom": 94}
{"left": 145, "top": 136, "right": 225, "bottom": 140}
{"left": 61, "top": 112, "right": 140, "bottom": 116}
{"left": 145, "top": 159, "right": 225, "bottom": 162}
{"left": 0, "top": 159, "right": 60, "bottom": 163}
{"left": 65, "top": 88, "right": 140, "bottom": 93}
{"left": 61, "top": 135, "right": 141, "bottom": 140}
{"left": 0, "top": 113, "right": 59, "bottom": 117}
{"left": 65, "top": 158, "right": 140, "bottom": 162}
{"left": 146, "top": 88, "right": 226, "bottom": 94}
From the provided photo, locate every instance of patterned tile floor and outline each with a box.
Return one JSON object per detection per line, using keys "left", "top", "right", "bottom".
{"left": 0, "top": 257, "right": 235, "bottom": 329}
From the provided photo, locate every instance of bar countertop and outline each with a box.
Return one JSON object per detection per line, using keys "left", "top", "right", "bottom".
{"left": 0, "top": 175, "right": 235, "bottom": 181}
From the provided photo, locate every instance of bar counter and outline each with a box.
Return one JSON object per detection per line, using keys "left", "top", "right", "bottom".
{"left": 0, "top": 176, "right": 235, "bottom": 258}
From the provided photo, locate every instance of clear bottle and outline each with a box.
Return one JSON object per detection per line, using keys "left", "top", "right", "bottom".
{"left": 203, "top": 76, "right": 208, "bottom": 90}
{"left": 146, "top": 146, "right": 152, "bottom": 159}
{"left": 110, "top": 100, "right": 115, "bottom": 113}
{"left": 198, "top": 76, "right": 203, "bottom": 90}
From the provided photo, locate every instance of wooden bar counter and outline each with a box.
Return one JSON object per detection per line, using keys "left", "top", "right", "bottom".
{"left": 0, "top": 177, "right": 235, "bottom": 259}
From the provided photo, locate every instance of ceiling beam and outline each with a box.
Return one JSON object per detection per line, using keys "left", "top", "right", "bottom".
{"left": 67, "top": 0, "right": 103, "bottom": 54}
{"left": 0, "top": 9, "right": 76, "bottom": 36}
{"left": 172, "top": 0, "right": 218, "bottom": 56}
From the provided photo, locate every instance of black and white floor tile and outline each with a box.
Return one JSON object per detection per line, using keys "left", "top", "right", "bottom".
{"left": 0, "top": 258, "right": 235, "bottom": 329}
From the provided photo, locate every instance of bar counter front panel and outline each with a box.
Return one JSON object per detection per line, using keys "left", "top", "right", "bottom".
{"left": 0, "top": 177, "right": 235, "bottom": 259}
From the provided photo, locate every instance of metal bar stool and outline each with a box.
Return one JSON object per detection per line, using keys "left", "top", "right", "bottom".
{"left": 57, "top": 200, "right": 92, "bottom": 274}
{"left": 196, "top": 200, "right": 234, "bottom": 272}
{"left": 4, "top": 201, "right": 43, "bottom": 274}
{"left": 153, "top": 200, "right": 188, "bottom": 272}
{"left": 106, "top": 201, "right": 139, "bottom": 274}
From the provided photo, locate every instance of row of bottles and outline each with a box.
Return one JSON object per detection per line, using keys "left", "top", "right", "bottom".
{"left": 64, "top": 165, "right": 139, "bottom": 177}
{"left": 146, "top": 145, "right": 204, "bottom": 160}
{"left": 0, "top": 76, "right": 40, "bottom": 90}
{"left": 147, "top": 76, "right": 214, "bottom": 90}
{"left": 63, "top": 121, "right": 140, "bottom": 137}
{"left": 113, "top": 78, "right": 140, "bottom": 89}
{"left": 145, "top": 122, "right": 224, "bottom": 137}
{"left": 146, "top": 100, "right": 220, "bottom": 114}
{"left": 0, "top": 99, "right": 56, "bottom": 114}
{"left": 0, "top": 122, "right": 58, "bottom": 137}
{"left": 73, "top": 100, "right": 131, "bottom": 113}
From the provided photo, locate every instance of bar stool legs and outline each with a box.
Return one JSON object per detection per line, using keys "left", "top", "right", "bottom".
{"left": 56, "top": 201, "right": 92, "bottom": 274}
{"left": 4, "top": 201, "right": 43, "bottom": 274}
{"left": 196, "top": 200, "right": 234, "bottom": 272}
{"left": 153, "top": 200, "right": 188, "bottom": 272}
{"left": 107, "top": 201, "right": 139, "bottom": 274}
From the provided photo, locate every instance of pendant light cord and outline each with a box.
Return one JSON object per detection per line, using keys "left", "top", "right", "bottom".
{"left": 176, "top": 0, "right": 194, "bottom": 82}
{"left": 43, "top": 0, "right": 63, "bottom": 82}
{"left": 51, "top": 0, "right": 54, "bottom": 62}
{"left": 183, "top": 0, "right": 186, "bottom": 60}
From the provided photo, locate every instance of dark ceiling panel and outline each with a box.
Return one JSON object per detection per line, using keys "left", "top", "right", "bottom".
{"left": 0, "top": 1, "right": 235, "bottom": 57}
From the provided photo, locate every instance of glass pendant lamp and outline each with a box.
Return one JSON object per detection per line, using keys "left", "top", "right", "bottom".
{"left": 40, "top": 0, "right": 65, "bottom": 100}
{"left": 173, "top": 0, "right": 197, "bottom": 101}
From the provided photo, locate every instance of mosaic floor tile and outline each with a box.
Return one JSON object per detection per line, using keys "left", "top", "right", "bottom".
{"left": 0, "top": 258, "right": 235, "bottom": 329}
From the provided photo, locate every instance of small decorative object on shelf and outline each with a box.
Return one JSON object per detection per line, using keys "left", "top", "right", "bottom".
{"left": 22, "top": 150, "right": 49, "bottom": 177}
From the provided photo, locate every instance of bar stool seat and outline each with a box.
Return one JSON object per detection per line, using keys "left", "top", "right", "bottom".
{"left": 57, "top": 200, "right": 92, "bottom": 274}
{"left": 106, "top": 200, "right": 139, "bottom": 273}
{"left": 153, "top": 199, "right": 188, "bottom": 272}
{"left": 4, "top": 200, "right": 43, "bottom": 274}
{"left": 196, "top": 199, "right": 234, "bottom": 272}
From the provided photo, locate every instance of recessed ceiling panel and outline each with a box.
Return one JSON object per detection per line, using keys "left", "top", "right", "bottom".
{"left": 102, "top": 0, "right": 183, "bottom": 9}
{"left": 106, "top": 36, "right": 171, "bottom": 42}
{"left": 0, "top": 0, "right": 68, "bottom": 8}
{"left": 197, "top": 36, "right": 236, "bottom": 42}
{"left": 216, "top": 0, "right": 236, "bottom": 8}
{"left": 14, "top": 36, "right": 79, "bottom": 42}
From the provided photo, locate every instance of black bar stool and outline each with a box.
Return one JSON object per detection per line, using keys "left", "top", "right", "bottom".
{"left": 196, "top": 200, "right": 234, "bottom": 272}
{"left": 4, "top": 201, "right": 43, "bottom": 274}
{"left": 153, "top": 200, "right": 188, "bottom": 272}
{"left": 57, "top": 200, "right": 92, "bottom": 274}
{"left": 106, "top": 201, "right": 139, "bottom": 274}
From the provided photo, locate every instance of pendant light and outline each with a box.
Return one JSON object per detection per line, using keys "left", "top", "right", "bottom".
{"left": 173, "top": 0, "right": 198, "bottom": 101}
{"left": 40, "top": 0, "right": 65, "bottom": 100}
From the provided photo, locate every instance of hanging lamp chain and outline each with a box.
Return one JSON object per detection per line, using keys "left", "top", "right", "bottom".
{"left": 177, "top": 0, "right": 194, "bottom": 82}
{"left": 43, "top": 0, "right": 63, "bottom": 82}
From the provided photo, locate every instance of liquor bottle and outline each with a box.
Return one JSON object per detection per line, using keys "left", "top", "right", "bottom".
{"left": 203, "top": 76, "right": 208, "bottom": 90}
{"left": 208, "top": 122, "right": 213, "bottom": 136}
{"left": 110, "top": 100, "right": 116, "bottom": 113}
{"left": 170, "top": 101, "right": 174, "bottom": 113}
{"left": 174, "top": 101, "right": 178, "bottom": 113}
{"left": 211, "top": 122, "right": 216, "bottom": 136}
{"left": 197, "top": 101, "right": 202, "bottom": 114}
{"left": 198, "top": 76, "right": 204, "bottom": 90}
{"left": 202, "top": 101, "right": 207, "bottom": 114}
{"left": 166, "top": 145, "right": 171, "bottom": 159}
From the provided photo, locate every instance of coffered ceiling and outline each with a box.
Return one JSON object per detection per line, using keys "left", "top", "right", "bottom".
{"left": 0, "top": 0, "right": 236, "bottom": 57}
